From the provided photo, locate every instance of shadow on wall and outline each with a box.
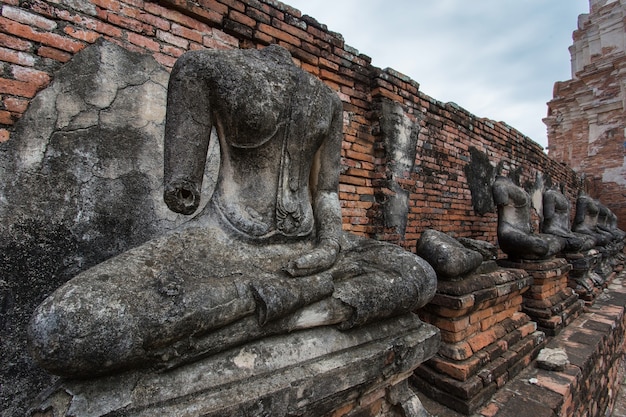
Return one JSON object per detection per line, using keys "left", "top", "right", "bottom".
{"left": 0, "top": 40, "right": 219, "bottom": 417}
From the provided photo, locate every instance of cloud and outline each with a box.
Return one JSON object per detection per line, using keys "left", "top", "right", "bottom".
{"left": 287, "top": 0, "right": 589, "bottom": 149}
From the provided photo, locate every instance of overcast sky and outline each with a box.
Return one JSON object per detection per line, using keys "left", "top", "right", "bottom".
{"left": 285, "top": 0, "right": 590, "bottom": 150}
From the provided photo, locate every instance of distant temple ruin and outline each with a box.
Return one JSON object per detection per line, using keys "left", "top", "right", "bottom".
{"left": 545, "top": 0, "right": 626, "bottom": 229}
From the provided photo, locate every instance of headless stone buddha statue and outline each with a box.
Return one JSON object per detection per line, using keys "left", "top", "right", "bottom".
{"left": 572, "top": 192, "right": 612, "bottom": 247}
{"left": 542, "top": 186, "right": 595, "bottom": 253}
{"left": 28, "top": 45, "right": 436, "bottom": 378}
{"left": 492, "top": 176, "right": 565, "bottom": 260}
{"left": 597, "top": 203, "right": 626, "bottom": 243}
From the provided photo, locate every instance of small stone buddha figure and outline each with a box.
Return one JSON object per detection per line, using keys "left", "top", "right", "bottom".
{"left": 416, "top": 229, "right": 483, "bottom": 280}
{"left": 492, "top": 176, "right": 565, "bottom": 260}
{"left": 572, "top": 192, "right": 612, "bottom": 247}
{"left": 607, "top": 212, "right": 626, "bottom": 242}
{"left": 28, "top": 45, "right": 436, "bottom": 378}
{"left": 542, "top": 186, "right": 595, "bottom": 253}
{"left": 597, "top": 203, "right": 626, "bottom": 243}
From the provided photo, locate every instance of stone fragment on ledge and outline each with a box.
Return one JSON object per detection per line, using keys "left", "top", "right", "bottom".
{"left": 536, "top": 347, "right": 569, "bottom": 371}
{"left": 29, "top": 314, "right": 440, "bottom": 417}
{"left": 414, "top": 267, "right": 545, "bottom": 415}
{"left": 498, "top": 258, "right": 584, "bottom": 336}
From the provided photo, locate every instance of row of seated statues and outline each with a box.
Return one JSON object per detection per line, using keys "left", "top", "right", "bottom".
{"left": 493, "top": 175, "right": 625, "bottom": 262}
{"left": 26, "top": 45, "right": 625, "bottom": 385}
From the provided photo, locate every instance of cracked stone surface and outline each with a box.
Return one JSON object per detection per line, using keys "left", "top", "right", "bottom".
{"left": 0, "top": 39, "right": 218, "bottom": 417}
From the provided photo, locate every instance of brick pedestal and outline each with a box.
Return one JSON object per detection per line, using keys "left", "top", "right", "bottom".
{"left": 413, "top": 264, "right": 545, "bottom": 415}
{"left": 498, "top": 257, "right": 584, "bottom": 336}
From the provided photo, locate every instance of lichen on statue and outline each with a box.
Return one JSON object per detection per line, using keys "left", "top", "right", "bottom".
{"left": 492, "top": 176, "right": 565, "bottom": 260}
{"left": 28, "top": 45, "right": 436, "bottom": 378}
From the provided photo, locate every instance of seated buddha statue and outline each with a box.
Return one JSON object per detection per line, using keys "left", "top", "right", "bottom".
{"left": 492, "top": 176, "right": 564, "bottom": 260}
{"left": 542, "top": 186, "right": 595, "bottom": 253}
{"left": 28, "top": 45, "right": 436, "bottom": 378}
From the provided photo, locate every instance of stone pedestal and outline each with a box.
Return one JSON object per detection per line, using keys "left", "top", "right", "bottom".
{"left": 596, "top": 247, "right": 616, "bottom": 283}
{"left": 566, "top": 249, "right": 603, "bottom": 304}
{"left": 498, "top": 257, "right": 584, "bottom": 336}
{"left": 413, "top": 265, "right": 545, "bottom": 415}
{"left": 29, "top": 314, "right": 439, "bottom": 417}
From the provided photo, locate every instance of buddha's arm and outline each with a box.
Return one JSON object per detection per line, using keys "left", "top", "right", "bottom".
{"left": 163, "top": 51, "right": 213, "bottom": 215}
{"left": 284, "top": 97, "right": 343, "bottom": 277}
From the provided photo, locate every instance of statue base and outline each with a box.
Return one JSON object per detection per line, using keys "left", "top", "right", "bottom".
{"left": 29, "top": 314, "right": 439, "bottom": 417}
{"left": 566, "top": 249, "right": 603, "bottom": 304}
{"left": 414, "top": 266, "right": 545, "bottom": 415}
{"left": 498, "top": 258, "right": 584, "bottom": 336}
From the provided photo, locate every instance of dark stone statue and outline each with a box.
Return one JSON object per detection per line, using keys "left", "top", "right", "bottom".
{"left": 542, "top": 186, "right": 595, "bottom": 253}
{"left": 597, "top": 203, "right": 626, "bottom": 243}
{"left": 492, "top": 176, "right": 565, "bottom": 260}
{"left": 416, "top": 229, "right": 483, "bottom": 279}
{"left": 28, "top": 45, "right": 436, "bottom": 378}
{"left": 572, "top": 192, "right": 613, "bottom": 247}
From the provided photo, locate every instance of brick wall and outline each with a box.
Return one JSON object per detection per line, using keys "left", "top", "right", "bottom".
{"left": 0, "top": 0, "right": 586, "bottom": 250}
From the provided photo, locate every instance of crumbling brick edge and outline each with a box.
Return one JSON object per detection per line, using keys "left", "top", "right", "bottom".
{"left": 475, "top": 271, "right": 626, "bottom": 417}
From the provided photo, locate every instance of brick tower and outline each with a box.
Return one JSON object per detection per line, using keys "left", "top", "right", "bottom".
{"left": 544, "top": 0, "right": 626, "bottom": 229}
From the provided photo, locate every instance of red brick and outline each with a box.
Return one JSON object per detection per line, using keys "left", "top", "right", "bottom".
{"left": 37, "top": 45, "right": 71, "bottom": 62}
{"left": 161, "top": 44, "right": 185, "bottom": 58}
{"left": 0, "top": 46, "right": 36, "bottom": 67}
{"left": 211, "top": 29, "right": 238, "bottom": 47}
{"left": 171, "top": 23, "right": 203, "bottom": 44}
{"left": 11, "top": 65, "right": 50, "bottom": 88}
{"left": 0, "top": 110, "right": 13, "bottom": 124}
{"left": 153, "top": 52, "right": 177, "bottom": 67}
{"left": 258, "top": 23, "right": 300, "bottom": 46}
{"left": 216, "top": 0, "right": 244, "bottom": 12}
{"left": 63, "top": 26, "right": 101, "bottom": 43}
{"left": 1, "top": 5, "right": 57, "bottom": 30}
{"left": 146, "top": 1, "right": 222, "bottom": 27}
{"left": 3, "top": 96, "right": 28, "bottom": 113}
{"left": 131, "top": 9, "right": 170, "bottom": 31}
{"left": 91, "top": 0, "right": 122, "bottom": 13}
{"left": 229, "top": 9, "right": 256, "bottom": 28}
{"left": 156, "top": 29, "right": 188, "bottom": 49}
{"left": 0, "top": 32, "right": 32, "bottom": 51}
{"left": 197, "top": 0, "right": 229, "bottom": 14}
{"left": 0, "top": 128, "right": 10, "bottom": 142}
{"left": 126, "top": 31, "right": 160, "bottom": 52}
{"left": 467, "top": 329, "right": 498, "bottom": 353}
{"left": 0, "top": 17, "right": 84, "bottom": 53}
{"left": 272, "top": 18, "right": 313, "bottom": 44}
{"left": 106, "top": 12, "right": 154, "bottom": 35}
{"left": 0, "top": 77, "right": 38, "bottom": 98}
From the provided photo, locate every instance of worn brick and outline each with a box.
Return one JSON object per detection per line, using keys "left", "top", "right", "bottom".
{"left": 0, "top": 77, "right": 38, "bottom": 97}
{"left": 0, "top": 32, "right": 31, "bottom": 51}
{"left": 0, "top": 17, "right": 84, "bottom": 53}
{"left": 127, "top": 31, "right": 160, "bottom": 52}
{"left": 63, "top": 26, "right": 100, "bottom": 43}
{"left": 2, "top": 5, "right": 57, "bottom": 30}
{"left": 37, "top": 45, "right": 71, "bottom": 62}
{"left": 0, "top": 46, "right": 35, "bottom": 66}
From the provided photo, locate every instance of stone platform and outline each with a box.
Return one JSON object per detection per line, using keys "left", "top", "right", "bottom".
{"left": 416, "top": 270, "right": 626, "bottom": 417}
{"left": 29, "top": 314, "right": 439, "bottom": 417}
{"left": 498, "top": 258, "right": 584, "bottom": 336}
{"left": 413, "top": 265, "right": 545, "bottom": 415}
